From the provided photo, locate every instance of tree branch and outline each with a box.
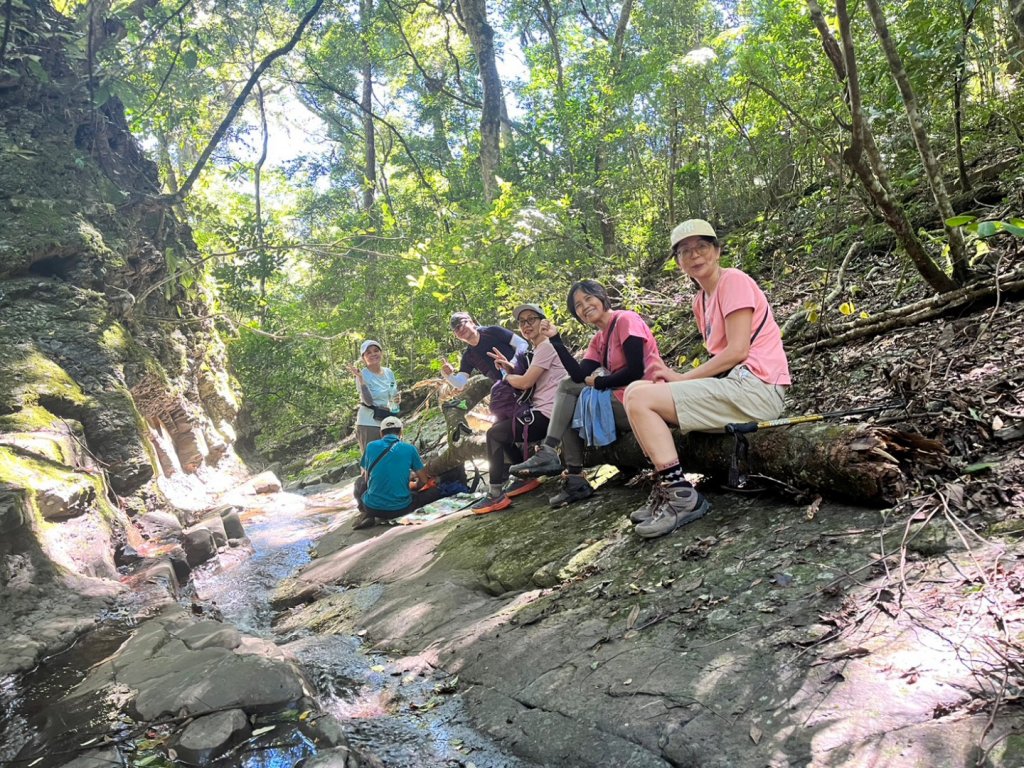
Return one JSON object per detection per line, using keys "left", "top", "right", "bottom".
{"left": 166, "top": 0, "right": 326, "bottom": 204}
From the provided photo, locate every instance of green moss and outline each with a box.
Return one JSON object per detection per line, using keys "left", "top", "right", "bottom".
{"left": 101, "top": 322, "right": 130, "bottom": 355}
{"left": 0, "top": 404, "right": 63, "bottom": 433}
{"left": 0, "top": 445, "right": 117, "bottom": 526}
{"left": 0, "top": 348, "right": 89, "bottom": 407}
{"left": 0, "top": 433, "right": 67, "bottom": 463}
{"left": 436, "top": 499, "right": 626, "bottom": 594}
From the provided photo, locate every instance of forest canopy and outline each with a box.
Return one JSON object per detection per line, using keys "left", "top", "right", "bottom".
{"left": 15, "top": 0, "right": 1024, "bottom": 451}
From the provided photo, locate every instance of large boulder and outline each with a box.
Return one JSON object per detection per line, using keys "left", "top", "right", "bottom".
{"left": 181, "top": 526, "right": 217, "bottom": 567}
{"left": 69, "top": 607, "right": 308, "bottom": 721}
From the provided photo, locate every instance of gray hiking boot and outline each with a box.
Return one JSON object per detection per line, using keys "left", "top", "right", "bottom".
{"left": 510, "top": 445, "right": 563, "bottom": 477}
{"left": 549, "top": 474, "right": 594, "bottom": 508}
{"left": 629, "top": 486, "right": 664, "bottom": 523}
{"left": 634, "top": 486, "right": 710, "bottom": 538}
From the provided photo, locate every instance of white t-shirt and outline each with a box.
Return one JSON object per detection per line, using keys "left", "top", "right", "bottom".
{"left": 355, "top": 367, "right": 399, "bottom": 426}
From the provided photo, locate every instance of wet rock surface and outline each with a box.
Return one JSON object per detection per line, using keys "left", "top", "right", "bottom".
{"left": 279, "top": 475, "right": 1024, "bottom": 767}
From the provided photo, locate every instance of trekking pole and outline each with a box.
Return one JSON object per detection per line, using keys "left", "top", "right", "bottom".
{"left": 724, "top": 401, "right": 907, "bottom": 491}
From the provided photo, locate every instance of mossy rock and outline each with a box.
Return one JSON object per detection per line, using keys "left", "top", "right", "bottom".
{"left": 435, "top": 491, "right": 628, "bottom": 595}
{"left": 0, "top": 345, "right": 90, "bottom": 416}
{"left": 0, "top": 445, "right": 114, "bottom": 524}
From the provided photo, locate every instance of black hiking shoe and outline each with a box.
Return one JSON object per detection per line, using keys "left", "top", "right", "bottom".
{"left": 549, "top": 474, "right": 594, "bottom": 508}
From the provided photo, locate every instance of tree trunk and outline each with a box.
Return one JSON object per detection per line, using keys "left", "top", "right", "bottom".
{"left": 810, "top": 0, "right": 958, "bottom": 294}
{"left": 456, "top": 0, "right": 505, "bottom": 202}
{"left": 424, "top": 77, "right": 454, "bottom": 164}
{"left": 588, "top": 0, "right": 634, "bottom": 260}
{"left": 864, "top": 0, "right": 970, "bottom": 284}
{"left": 426, "top": 422, "right": 942, "bottom": 507}
{"left": 360, "top": 0, "right": 376, "bottom": 213}
{"left": 1012, "top": 0, "right": 1024, "bottom": 40}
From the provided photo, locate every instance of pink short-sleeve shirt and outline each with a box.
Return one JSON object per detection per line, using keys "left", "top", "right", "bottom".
{"left": 583, "top": 310, "right": 663, "bottom": 402}
{"left": 692, "top": 268, "right": 790, "bottom": 386}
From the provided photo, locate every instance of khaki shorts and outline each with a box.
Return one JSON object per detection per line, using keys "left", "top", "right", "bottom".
{"left": 669, "top": 366, "right": 787, "bottom": 434}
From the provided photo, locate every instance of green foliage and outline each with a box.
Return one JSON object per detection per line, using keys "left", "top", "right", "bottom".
{"left": 947, "top": 215, "right": 1024, "bottom": 239}
{"left": 56, "top": 0, "right": 1024, "bottom": 452}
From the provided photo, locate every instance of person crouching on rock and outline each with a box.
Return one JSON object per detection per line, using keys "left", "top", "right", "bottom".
{"left": 509, "top": 280, "right": 664, "bottom": 508}
{"left": 349, "top": 339, "right": 400, "bottom": 454}
{"left": 353, "top": 416, "right": 447, "bottom": 530}
{"left": 469, "top": 303, "right": 569, "bottom": 515}
{"left": 624, "top": 219, "right": 790, "bottom": 539}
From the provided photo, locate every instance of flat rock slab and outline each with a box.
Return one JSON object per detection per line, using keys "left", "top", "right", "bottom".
{"left": 69, "top": 605, "right": 306, "bottom": 721}
{"left": 175, "top": 708, "right": 250, "bottom": 764}
{"left": 284, "top": 481, "right": 1024, "bottom": 767}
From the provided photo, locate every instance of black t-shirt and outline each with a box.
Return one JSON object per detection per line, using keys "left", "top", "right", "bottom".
{"left": 459, "top": 326, "right": 528, "bottom": 382}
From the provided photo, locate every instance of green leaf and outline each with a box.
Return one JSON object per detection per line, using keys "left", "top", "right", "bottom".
{"left": 25, "top": 57, "right": 49, "bottom": 83}
{"left": 182, "top": 49, "right": 198, "bottom": 70}
{"left": 963, "top": 462, "right": 995, "bottom": 474}
{"left": 944, "top": 214, "right": 976, "bottom": 227}
{"left": 976, "top": 221, "right": 998, "bottom": 238}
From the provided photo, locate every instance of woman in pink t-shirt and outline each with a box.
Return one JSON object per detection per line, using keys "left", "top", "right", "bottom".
{"left": 509, "top": 280, "right": 664, "bottom": 508}
{"left": 625, "top": 219, "right": 789, "bottom": 539}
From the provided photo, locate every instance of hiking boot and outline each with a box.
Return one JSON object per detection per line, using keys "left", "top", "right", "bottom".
{"left": 353, "top": 512, "right": 377, "bottom": 530}
{"left": 549, "top": 474, "right": 594, "bottom": 508}
{"left": 634, "top": 487, "right": 710, "bottom": 539}
{"left": 629, "top": 486, "right": 665, "bottom": 523}
{"left": 472, "top": 493, "right": 511, "bottom": 515}
{"left": 509, "top": 445, "right": 563, "bottom": 477}
{"left": 504, "top": 477, "right": 541, "bottom": 498}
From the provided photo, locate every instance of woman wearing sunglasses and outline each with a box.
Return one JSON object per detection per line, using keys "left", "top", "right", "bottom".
{"left": 509, "top": 280, "right": 664, "bottom": 508}
{"left": 471, "top": 304, "right": 568, "bottom": 514}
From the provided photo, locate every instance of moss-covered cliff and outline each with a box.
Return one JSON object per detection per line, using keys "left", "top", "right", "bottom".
{"left": 0, "top": 0, "right": 241, "bottom": 663}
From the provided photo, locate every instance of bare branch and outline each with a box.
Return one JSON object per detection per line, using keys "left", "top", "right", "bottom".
{"left": 167, "top": 0, "right": 327, "bottom": 204}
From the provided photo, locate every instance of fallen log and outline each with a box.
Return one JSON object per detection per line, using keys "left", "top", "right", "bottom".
{"left": 425, "top": 422, "right": 946, "bottom": 507}
{"left": 441, "top": 375, "right": 494, "bottom": 436}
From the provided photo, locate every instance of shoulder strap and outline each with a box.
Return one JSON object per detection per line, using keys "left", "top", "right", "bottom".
{"left": 699, "top": 292, "right": 709, "bottom": 341}
{"left": 366, "top": 441, "right": 396, "bottom": 477}
{"left": 701, "top": 292, "right": 768, "bottom": 345}
{"left": 602, "top": 313, "right": 620, "bottom": 370}
{"left": 749, "top": 308, "right": 769, "bottom": 345}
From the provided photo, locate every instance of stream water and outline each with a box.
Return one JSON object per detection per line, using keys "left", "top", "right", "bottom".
{"left": 0, "top": 483, "right": 531, "bottom": 768}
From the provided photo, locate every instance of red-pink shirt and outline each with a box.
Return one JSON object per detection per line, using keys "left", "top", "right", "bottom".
{"left": 583, "top": 310, "right": 663, "bottom": 402}
{"left": 692, "top": 268, "right": 791, "bottom": 386}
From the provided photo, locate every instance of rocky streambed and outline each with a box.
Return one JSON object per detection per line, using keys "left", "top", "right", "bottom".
{"left": 0, "top": 477, "right": 532, "bottom": 768}
{"left": 3, "top": 465, "right": 1024, "bottom": 768}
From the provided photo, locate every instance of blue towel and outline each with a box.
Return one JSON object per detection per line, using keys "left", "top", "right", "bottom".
{"left": 571, "top": 387, "right": 617, "bottom": 447}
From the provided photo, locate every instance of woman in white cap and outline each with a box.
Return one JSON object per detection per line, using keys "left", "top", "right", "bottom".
{"left": 349, "top": 339, "right": 400, "bottom": 454}
{"left": 469, "top": 303, "right": 569, "bottom": 515}
{"left": 624, "top": 219, "right": 790, "bottom": 539}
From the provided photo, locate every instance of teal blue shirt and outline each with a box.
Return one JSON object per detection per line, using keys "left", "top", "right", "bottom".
{"left": 360, "top": 435, "right": 424, "bottom": 511}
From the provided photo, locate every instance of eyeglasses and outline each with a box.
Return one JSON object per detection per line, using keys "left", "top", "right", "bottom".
{"left": 518, "top": 315, "right": 543, "bottom": 327}
{"left": 675, "top": 241, "right": 714, "bottom": 260}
